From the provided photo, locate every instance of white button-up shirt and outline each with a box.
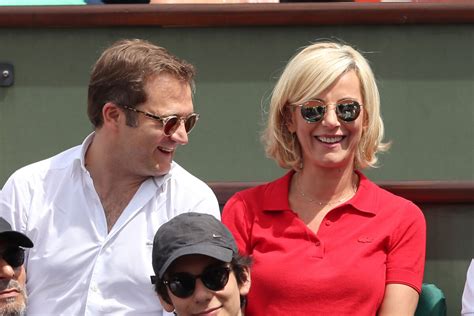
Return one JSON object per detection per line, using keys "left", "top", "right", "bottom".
{"left": 463, "top": 259, "right": 474, "bottom": 315}
{"left": 0, "top": 134, "right": 220, "bottom": 315}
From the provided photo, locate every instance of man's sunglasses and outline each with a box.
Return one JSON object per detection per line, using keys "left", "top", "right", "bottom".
{"left": 122, "top": 105, "right": 199, "bottom": 136}
{"left": 1, "top": 247, "right": 25, "bottom": 268}
{"left": 163, "top": 264, "right": 231, "bottom": 299}
{"left": 292, "top": 99, "right": 362, "bottom": 123}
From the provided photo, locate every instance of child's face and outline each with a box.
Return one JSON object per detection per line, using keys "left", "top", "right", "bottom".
{"left": 159, "top": 254, "right": 250, "bottom": 316}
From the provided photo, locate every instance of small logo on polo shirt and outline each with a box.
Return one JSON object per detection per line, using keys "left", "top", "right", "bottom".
{"left": 358, "top": 236, "right": 373, "bottom": 243}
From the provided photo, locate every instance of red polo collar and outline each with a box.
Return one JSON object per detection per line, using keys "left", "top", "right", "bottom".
{"left": 262, "top": 170, "right": 377, "bottom": 215}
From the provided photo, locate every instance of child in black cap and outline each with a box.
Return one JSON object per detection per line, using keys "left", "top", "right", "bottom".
{"left": 151, "top": 212, "right": 251, "bottom": 316}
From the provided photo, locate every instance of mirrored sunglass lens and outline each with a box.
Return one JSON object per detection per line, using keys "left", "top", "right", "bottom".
{"left": 201, "top": 266, "right": 230, "bottom": 291}
{"left": 169, "top": 273, "right": 195, "bottom": 298}
{"left": 336, "top": 102, "right": 361, "bottom": 122}
{"left": 184, "top": 115, "right": 198, "bottom": 133}
{"left": 163, "top": 117, "right": 180, "bottom": 135}
{"left": 3, "top": 248, "right": 24, "bottom": 268}
{"left": 301, "top": 105, "right": 325, "bottom": 122}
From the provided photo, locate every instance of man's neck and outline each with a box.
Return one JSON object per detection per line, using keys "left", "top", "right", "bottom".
{"left": 84, "top": 133, "right": 148, "bottom": 231}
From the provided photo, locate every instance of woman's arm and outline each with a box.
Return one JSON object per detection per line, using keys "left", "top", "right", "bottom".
{"left": 378, "top": 283, "right": 419, "bottom": 316}
{"left": 381, "top": 199, "right": 426, "bottom": 315}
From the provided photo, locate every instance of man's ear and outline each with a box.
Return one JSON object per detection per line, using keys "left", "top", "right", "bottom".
{"left": 158, "top": 293, "right": 175, "bottom": 313}
{"left": 238, "top": 266, "right": 251, "bottom": 296}
{"left": 102, "top": 102, "right": 122, "bottom": 127}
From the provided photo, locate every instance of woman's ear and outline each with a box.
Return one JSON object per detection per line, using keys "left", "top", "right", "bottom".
{"left": 285, "top": 107, "right": 297, "bottom": 133}
{"left": 238, "top": 267, "right": 251, "bottom": 296}
{"left": 158, "top": 293, "right": 175, "bottom": 313}
{"left": 362, "top": 108, "right": 369, "bottom": 130}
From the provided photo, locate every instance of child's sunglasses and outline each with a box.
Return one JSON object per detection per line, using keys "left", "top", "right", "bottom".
{"left": 1, "top": 247, "right": 25, "bottom": 268}
{"left": 163, "top": 264, "right": 231, "bottom": 298}
{"left": 292, "top": 99, "right": 362, "bottom": 123}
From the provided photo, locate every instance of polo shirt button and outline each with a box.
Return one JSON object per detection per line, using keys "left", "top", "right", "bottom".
{"left": 325, "top": 220, "right": 331, "bottom": 226}
{"left": 315, "top": 241, "right": 320, "bottom": 246}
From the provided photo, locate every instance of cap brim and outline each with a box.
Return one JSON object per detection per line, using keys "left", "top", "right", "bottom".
{"left": 0, "top": 232, "right": 34, "bottom": 248}
{"left": 158, "top": 243, "right": 233, "bottom": 278}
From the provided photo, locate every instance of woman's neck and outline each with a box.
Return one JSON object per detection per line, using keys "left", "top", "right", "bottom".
{"left": 295, "top": 164, "right": 358, "bottom": 204}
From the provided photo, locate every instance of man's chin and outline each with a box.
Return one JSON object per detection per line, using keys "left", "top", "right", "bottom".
{"left": 0, "top": 301, "right": 26, "bottom": 316}
{"left": 154, "top": 162, "right": 172, "bottom": 176}
{"left": 149, "top": 169, "right": 169, "bottom": 178}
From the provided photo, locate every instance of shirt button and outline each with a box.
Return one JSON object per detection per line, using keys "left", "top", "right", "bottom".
{"left": 315, "top": 241, "right": 320, "bottom": 246}
{"left": 91, "top": 285, "right": 98, "bottom": 292}
{"left": 325, "top": 220, "right": 332, "bottom": 226}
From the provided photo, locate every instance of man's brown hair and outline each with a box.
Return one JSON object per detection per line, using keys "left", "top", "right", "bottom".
{"left": 87, "top": 39, "right": 196, "bottom": 127}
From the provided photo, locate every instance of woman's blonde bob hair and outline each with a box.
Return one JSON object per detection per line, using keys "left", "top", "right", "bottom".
{"left": 263, "top": 41, "right": 390, "bottom": 170}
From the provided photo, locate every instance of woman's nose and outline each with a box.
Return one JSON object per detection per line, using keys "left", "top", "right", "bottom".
{"left": 321, "top": 106, "right": 341, "bottom": 128}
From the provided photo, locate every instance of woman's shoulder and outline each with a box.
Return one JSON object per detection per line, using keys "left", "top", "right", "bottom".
{"left": 223, "top": 171, "right": 292, "bottom": 217}
{"left": 232, "top": 171, "right": 292, "bottom": 201}
{"left": 358, "top": 172, "right": 424, "bottom": 219}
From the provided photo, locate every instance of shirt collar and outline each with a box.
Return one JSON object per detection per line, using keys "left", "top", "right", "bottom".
{"left": 262, "top": 171, "right": 294, "bottom": 212}
{"left": 348, "top": 170, "right": 377, "bottom": 215}
{"left": 79, "top": 132, "right": 95, "bottom": 172}
{"left": 152, "top": 162, "right": 174, "bottom": 188}
{"left": 262, "top": 169, "right": 377, "bottom": 215}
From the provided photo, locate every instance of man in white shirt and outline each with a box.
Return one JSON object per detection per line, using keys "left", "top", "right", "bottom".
{"left": 463, "top": 259, "right": 474, "bottom": 315}
{"left": 0, "top": 217, "right": 34, "bottom": 316}
{"left": 0, "top": 39, "right": 220, "bottom": 315}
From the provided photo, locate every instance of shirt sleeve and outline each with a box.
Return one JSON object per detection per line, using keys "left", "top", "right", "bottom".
{"left": 385, "top": 200, "right": 426, "bottom": 293}
{"left": 462, "top": 259, "right": 474, "bottom": 315}
{"left": 190, "top": 186, "right": 221, "bottom": 220}
{"left": 222, "top": 193, "right": 253, "bottom": 256}
{"left": 0, "top": 171, "right": 30, "bottom": 233}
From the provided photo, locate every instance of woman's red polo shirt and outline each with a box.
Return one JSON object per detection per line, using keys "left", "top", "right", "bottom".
{"left": 222, "top": 171, "right": 426, "bottom": 315}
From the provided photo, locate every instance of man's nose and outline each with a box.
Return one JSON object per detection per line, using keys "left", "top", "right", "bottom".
{"left": 0, "top": 259, "right": 15, "bottom": 279}
{"left": 170, "top": 122, "right": 189, "bottom": 145}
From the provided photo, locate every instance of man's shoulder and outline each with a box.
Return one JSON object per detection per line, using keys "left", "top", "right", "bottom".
{"left": 8, "top": 145, "right": 82, "bottom": 181}
{"left": 161, "top": 162, "right": 220, "bottom": 216}
{"left": 168, "top": 162, "right": 208, "bottom": 185}
{"left": 166, "top": 162, "right": 216, "bottom": 196}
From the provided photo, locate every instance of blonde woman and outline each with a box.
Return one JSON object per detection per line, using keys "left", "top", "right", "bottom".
{"left": 223, "top": 42, "right": 426, "bottom": 315}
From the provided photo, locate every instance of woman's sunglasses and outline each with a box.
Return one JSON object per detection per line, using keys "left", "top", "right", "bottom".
{"left": 292, "top": 99, "right": 362, "bottom": 123}
{"left": 1, "top": 247, "right": 25, "bottom": 268}
{"left": 122, "top": 105, "right": 199, "bottom": 136}
{"left": 163, "top": 264, "right": 231, "bottom": 299}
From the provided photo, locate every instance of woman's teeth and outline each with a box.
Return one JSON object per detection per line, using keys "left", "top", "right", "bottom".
{"left": 317, "top": 136, "right": 343, "bottom": 144}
